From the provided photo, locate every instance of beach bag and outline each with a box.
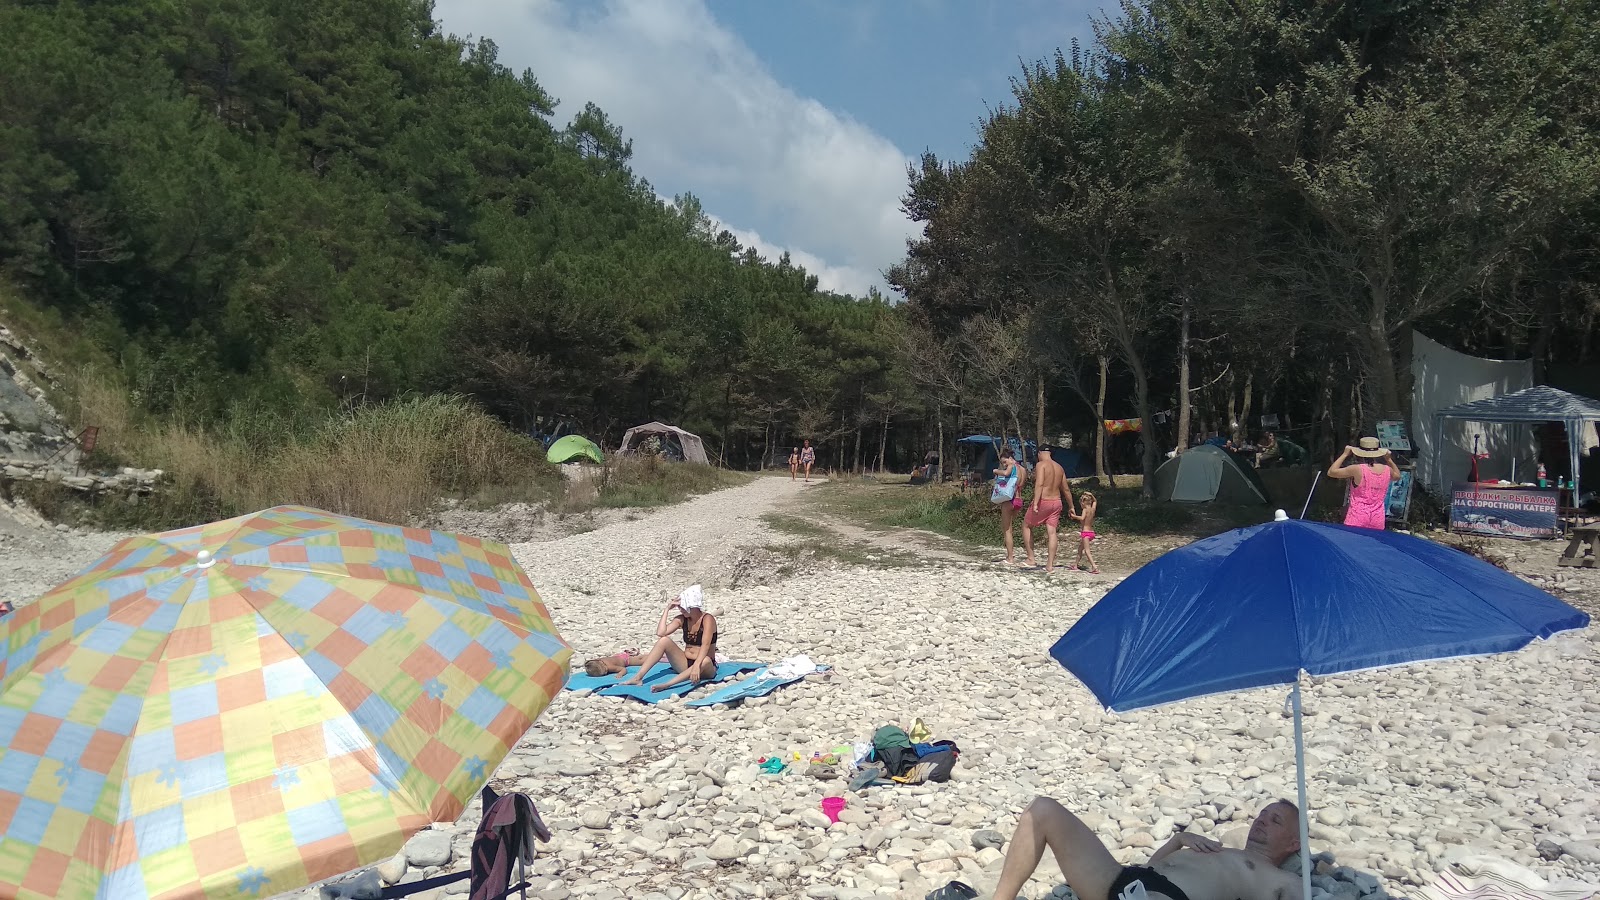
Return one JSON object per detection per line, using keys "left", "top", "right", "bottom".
{"left": 871, "top": 725, "right": 917, "bottom": 777}
{"left": 990, "top": 467, "right": 1019, "bottom": 503}
{"left": 893, "top": 749, "right": 958, "bottom": 785}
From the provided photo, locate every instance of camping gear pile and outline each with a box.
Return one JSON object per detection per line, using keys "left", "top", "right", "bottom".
{"left": 849, "top": 721, "right": 961, "bottom": 789}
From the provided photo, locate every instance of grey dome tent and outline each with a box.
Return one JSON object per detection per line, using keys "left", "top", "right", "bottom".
{"left": 1153, "top": 444, "right": 1269, "bottom": 504}
{"left": 618, "top": 421, "right": 709, "bottom": 464}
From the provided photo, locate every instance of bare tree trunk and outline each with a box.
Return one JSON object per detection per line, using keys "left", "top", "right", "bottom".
{"left": 1035, "top": 374, "right": 1046, "bottom": 446}
{"left": 1176, "top": 299, "right": 1191, "bottom": 454}
{"left": 1095, "top": 354, "right": 1112, "bottom": 487}
{"left": 878, "top": 411, "right": 889, "bottom": 473}
{"left": 1130, "top": 353, "right": 1158, "bottom": 498}
{"left": 1238, "top": 371, "right": 1254, "bottom": 443}
{"left": 1225, "top": 369, "right": 1238, "bottom": 445}
{"left": 937, "top": 412, "right": 945, "bottom": 482}
{"left": 1364, "top": 301, "right": 1402, "bottom": 431}
{"left": 853, "top": 422, "right": 863, "bottom": 474}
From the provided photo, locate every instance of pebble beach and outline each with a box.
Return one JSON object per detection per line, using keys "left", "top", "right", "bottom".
{"left": 3, "top": 478, "right": 1597, "bottom": 900}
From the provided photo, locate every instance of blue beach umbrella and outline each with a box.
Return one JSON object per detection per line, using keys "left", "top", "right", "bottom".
{"left": 1051, "top": 511, "right": 1589, "bottom": 900}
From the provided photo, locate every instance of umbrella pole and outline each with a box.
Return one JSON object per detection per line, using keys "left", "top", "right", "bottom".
{"left": 1292, "top": 680, "right": 1313, "bottom": 900}
{"left": 1299, "top": 471, "right": 1322, "bottom": 519}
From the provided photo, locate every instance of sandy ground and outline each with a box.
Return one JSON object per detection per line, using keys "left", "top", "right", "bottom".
{"left": 3, "top": 480, "right": 1598, "bottom": 900}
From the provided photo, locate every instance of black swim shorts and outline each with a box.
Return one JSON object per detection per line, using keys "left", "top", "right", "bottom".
{"left": 1109, "top": 866, "right": 1191, "bottom": 900}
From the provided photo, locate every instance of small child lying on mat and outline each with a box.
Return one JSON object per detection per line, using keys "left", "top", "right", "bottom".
{"left": 582, "top": 649, "right": 641, "bottom": 677}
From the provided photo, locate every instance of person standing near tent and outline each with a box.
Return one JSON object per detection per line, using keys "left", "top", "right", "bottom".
{"left": 993, "top": 446, "right": 1029, "bottom": 565}
{"left": 1328, "top": 437, "right": 1401, "bottom": 529}
{"left": 1024, "top": 446, "right": 1075, "bottom": 573}
{"left": 788, "top": 447, "right": 800, "bottom": 481}
{"left": 801, "top": 439, "right": 817, "bottom": 482}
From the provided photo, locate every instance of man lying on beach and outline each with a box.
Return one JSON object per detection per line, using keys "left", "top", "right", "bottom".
{"left": 618, "top": 585, "right": 719, "bottom": 692}
{"left": 983, "top": 796, "right": 1303, "bottom": 900}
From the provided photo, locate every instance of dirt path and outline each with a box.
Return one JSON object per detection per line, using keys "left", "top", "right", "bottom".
{"left": 509, "top": 474, "right": 822, "bottom": 613}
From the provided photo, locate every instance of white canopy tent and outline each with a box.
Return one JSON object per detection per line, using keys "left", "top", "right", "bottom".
{"left": 1432, "top": 385, "right": 1600, "bottom": 502}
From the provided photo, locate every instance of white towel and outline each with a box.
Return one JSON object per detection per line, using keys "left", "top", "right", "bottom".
{"left": 1420, "top": 855, "right": 1598, "bottom": 900}
{"left": 766, "top": 654, "right": 819, "bottom": 679}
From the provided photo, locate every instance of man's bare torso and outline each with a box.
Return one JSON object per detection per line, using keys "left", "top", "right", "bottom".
{"left": 1153, "top": 849, "right": 1300, "bottom": 900}
{"left": 1034, "top": 460, "right": 1065, "bottom": 500}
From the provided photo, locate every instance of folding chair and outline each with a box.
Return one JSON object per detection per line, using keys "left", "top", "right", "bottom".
{"left": 321, "top": 786, "right": 549, "bottom": 900}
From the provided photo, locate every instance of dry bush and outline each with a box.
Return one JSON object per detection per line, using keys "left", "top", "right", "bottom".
{"left": 96, "top": 395, "right": 559, "bottom": 528}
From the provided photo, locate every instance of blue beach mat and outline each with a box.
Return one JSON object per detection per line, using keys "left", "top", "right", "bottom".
{"left": 685, "top": 665, "right": 831, "bottom": 708}
{"left": 582, "top": 661, "right": 763, "bottom": 703}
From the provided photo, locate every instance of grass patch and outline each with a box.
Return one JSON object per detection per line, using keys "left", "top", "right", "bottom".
{"left": 805, "top": 477, "right": 1276, "bottom": 552}
{"left": 578, "top": 456, "right": 750, "bottom": 509}
{"left": 73, "top": 394, "right": 562, "bottom": 529}
{"left": 762, "top": 539, "right": 915, "bottom": 576}
{"left": 761, "top": 513, "right": 833, "bottom": 538}
{"left": 805, "top": 481, "right": 999, "bottom": 549}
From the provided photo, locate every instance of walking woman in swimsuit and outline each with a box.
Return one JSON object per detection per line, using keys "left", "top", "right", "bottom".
{"left": 800, "top": 439, "right": 816, "bottom": 481}
{"left": 620, "top": 586, "right": 719, "bottom": 692}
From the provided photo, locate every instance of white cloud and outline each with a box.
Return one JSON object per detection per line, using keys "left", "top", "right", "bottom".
{"left": 431, "top": 0, "right": 913, "bottom": 296}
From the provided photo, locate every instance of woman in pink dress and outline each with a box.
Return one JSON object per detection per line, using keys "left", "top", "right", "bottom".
{"left": 1328, "top": 436, "right": 1401, "bottom": 529}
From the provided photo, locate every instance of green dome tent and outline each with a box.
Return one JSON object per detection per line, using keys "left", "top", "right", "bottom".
{"left": 1152, "top": 444, "right": 1269, "bottom": 504}
{"left": 547, "top": 435, "right": 604, "bottom": 465}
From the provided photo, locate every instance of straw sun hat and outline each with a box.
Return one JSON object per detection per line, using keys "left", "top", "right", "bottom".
{"left": 1350, "top": 436, "right": 1388, "bottom": 458}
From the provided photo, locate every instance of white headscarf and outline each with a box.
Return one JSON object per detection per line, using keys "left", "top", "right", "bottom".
{"left": 677, "top": 584, "right": 704, "bottom": 610}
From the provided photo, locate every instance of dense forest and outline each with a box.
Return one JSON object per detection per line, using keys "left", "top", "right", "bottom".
{"left": 2, "top": 0, "right": 1598, "bottom": 497}
{"left": 0, "top": 0, "right": 906, "bottom": 472}
{"left": 892, "top": 0, "right": 1600, "bottom": 489}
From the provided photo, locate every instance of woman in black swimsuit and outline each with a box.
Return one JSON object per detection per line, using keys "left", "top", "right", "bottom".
{"left": 619, "top": 586, "right": 719, "bottom": 692}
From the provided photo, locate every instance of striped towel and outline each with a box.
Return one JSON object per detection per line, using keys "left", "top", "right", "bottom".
{"left": 1420, "top": 856, "right": 1597, "bottom": 900}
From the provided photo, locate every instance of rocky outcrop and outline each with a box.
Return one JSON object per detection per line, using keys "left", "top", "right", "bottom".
{"left": 0, "top": 321, "right": 164, "bottom": 497}
{"left": 0, "top": 458, "right": 162, "bottom": 494}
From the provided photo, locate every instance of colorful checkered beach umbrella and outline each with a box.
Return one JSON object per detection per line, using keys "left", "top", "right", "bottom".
{"left": 0, "top": 505, "right": 571, "bottom": 900}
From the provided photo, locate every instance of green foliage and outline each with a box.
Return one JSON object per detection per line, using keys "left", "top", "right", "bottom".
{"left": 895, "top": 0, "right": 1600, "bottom": 462}
{"left": 0, "top": 0, "right": 908, "bottom": 483}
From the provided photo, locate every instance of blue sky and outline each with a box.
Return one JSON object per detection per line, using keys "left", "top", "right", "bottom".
{"left": 430, "top": 0, "right": 1103, "bottom": 296}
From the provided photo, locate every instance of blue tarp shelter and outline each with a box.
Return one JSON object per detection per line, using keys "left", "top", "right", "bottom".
{"left": 1432, "top": 385, "right": 1600, "bottom": 502}
{"left": 956, "top": 435, "right": 1034, "bottom": 477}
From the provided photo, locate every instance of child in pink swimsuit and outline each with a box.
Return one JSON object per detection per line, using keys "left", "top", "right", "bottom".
{"left": 1069, "top": 491, "right": 1099, "bottom": 574}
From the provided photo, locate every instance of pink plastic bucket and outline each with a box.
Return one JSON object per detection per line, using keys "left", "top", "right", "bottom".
{"left": 821, "top": 796, "right": 846, "bottom": 823}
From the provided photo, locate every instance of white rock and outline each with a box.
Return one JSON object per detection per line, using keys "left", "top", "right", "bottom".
{"left": 403, "top": 831, "right": 452, "bottom": 869}
{"left": 707, "top": 835, "right": 743, "bottom": 860}
{"left": 862, "top": 863, "right": 902, "bottom": 885}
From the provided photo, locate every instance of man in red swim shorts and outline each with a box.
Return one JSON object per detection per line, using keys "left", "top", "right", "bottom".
{"left": 1023, "top": 445, "right": 1074, "bottom": 574}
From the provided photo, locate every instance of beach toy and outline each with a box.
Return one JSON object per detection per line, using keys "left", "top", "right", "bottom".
{"left": 759, "top": 757, "right": 787, "bottom": 775}
{"left": 821, "top": 796, "right": 846, "bottom": 823}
